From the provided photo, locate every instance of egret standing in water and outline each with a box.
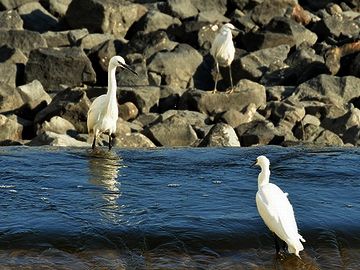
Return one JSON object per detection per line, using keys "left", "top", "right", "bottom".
{"left": 253, "top": 155, "right": 305, "bottom": 258}
{"left": 210, "top": 23, "right": 236, "bottom": 93}
{"left": 87, "top": 56, "right": 137, "bottom": 150}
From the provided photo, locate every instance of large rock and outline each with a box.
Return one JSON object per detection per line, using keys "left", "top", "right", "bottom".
{"left": 130, "top": 10, "right": 181, "bottom": 35}
{"left": 118, "top": 101, "right": 138, "bottom": 121}
{"left": 191, "top": 0, "right": 227, "bottom": 15}
{"left": 25, "top": 47, "right": 96, "bottom": 90}
{"left": 312, "top": 13, "right": 360, "bottom": 40}
{"left": 296, "top": 124, "right": 344, "bottom": 146}
{"left": 65, "top": 0, "right": 147, "bottom": 38}
{"left": 235, "top": 120, "right": 284, "bottom": 146}
{"left": 37, "top": 115, "right": 77, "bottom": 136}
{"left": 42, "top": 28, "right": 89, "bottom": 48}
{"left": 34, "top": 88, "right": 91, "bottom": 133}
{"left": 233, "top": 45, "right": 290, "bottom": 82}
{"left": 220, "top": 103, "right": 263, "bottom": 128}
{"left": 116, "top": 54, "right": 148, "bottom": 86}
{"left": 45, "top": 0, "right": 72, "bottom": 18}
{"left": 179, "top": 83, "right": 266, "bottom": 116}
{"left": 144, "top": 114, "right": 198, "bottom": 146}
{"left": 243, "top": 17, "right": 317, "bottom": 51}
{"left": 125, "top": 30, "right": 178, "bottom": 58}
{"left": 199, "top": 123, "right": 240, "bottom": 147}
{"left": 0, "top": 10, "right": 23, "bottom": 29}
{"left": 0, "top": 114, "right": 23, "bottom": 142}
{"left": 166, "top": 0, "right": 198, "bottom": 19}
{"left": 115, "top": 133, "right": 156, "bottom": 148}
{"left": 251, "top": 0, "right": 297, "bottom": 26}
{"left": 147, "top": 44, "right": 203, "bottom": 89}
{"left": 17, "top": 79, "right": 51, "bottom": 118}
{"left": 0, "top": 63, "right": 17, "bottom": 87}
{"left": 0, "top": 84, "right": 24, "bottom": 113}
{"left": 29, "top": 131, "right": 89, "bottom": 147}
{"left": 17, "top": 2, "right": 58, "bottom": 32}
{"left": 322, "top": 107, "right": 360, "bottom": 136}
{"left": 0, "top": 30, "right": 47, "bottom": 53}
{"left": 118, "top": 86, "right": 160, "bottom": 114}
{"left": 291, "top": 75, "right": 360, "bottom": 104}
{"left": 0, "top": 0, "right": 36, "bottom": 9}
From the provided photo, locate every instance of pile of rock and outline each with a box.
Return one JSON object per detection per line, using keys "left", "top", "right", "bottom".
{"left": 0, "top": 0, "right": 359, "bottom": 147}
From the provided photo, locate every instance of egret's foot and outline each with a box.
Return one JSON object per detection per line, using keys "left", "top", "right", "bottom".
{"left": 276, "top": 250, "right": 287, "bottom": 261}
{"left": 211, "top": 89, "right": 217, "bottom": 94}
{"left": 226, "top": 88, "right": 234, "bottom": 94}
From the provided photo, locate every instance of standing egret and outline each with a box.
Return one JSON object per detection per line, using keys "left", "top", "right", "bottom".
{"left": 210, "top": 23, "right": 236, "bottom": 93}
{"left": 253, "top": 155, "right": 305, "bottom": 257}
{"left": 87, "top": 56, "right": 137, "bottom": 150}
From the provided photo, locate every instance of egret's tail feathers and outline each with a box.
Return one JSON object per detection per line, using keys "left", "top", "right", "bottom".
{"left": 287, "top": 237, "right": 304, "bottom": 258}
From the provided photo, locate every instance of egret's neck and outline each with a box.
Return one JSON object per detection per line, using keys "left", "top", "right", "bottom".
{"left": 107, "top": 66, "right": 117, "bottom": 100}
{"left": 258, "top": 166, "right": 270, "bottom": 189}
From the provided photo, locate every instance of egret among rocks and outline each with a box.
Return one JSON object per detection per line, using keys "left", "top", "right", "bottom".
{"left": 210, "top": 23, "right": 236, "bottom": 93}
{"left": 87, "top": 56, "right": 137, "bottom": 150}
{"left": 253, "top": 155, "right": 305, "bottom": 258}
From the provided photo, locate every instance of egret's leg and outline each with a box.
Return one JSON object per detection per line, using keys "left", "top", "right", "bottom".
{"left": 226, "top": 63, "right": 234, "bottom": 94}
{"left": 273, "top": 233, "right": 280, "bottom": 254}
{"left": 212, "top": 61, "right": 219, "bottom": 93}
{"left": 92, "top": 135, "right": 96, "bottom": 150}
{"left": 108, "top": 134, "right": 112, "bottom": 151}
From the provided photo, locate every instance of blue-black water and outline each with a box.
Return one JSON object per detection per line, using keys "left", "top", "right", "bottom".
{"left": 0, "top": 146, "right": 360, "bottom": 269}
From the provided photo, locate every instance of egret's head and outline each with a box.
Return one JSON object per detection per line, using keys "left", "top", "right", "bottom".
{"left": 109, "top": 56, "right": 138, "bottom": 76}
{"left": 221, "top": 23, "right": 236, "bottom": 32}
{"left": 253, "top": 155, "right": 270, "bottom": 168}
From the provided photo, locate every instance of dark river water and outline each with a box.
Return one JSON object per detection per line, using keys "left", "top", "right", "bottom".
{"left": 0, "top": 146, "right": 359, "bottom": 269}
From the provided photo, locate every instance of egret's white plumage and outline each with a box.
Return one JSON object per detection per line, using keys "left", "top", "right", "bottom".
{"left": 87, "top": 56, "right": 137, "bottom": 150}
{"left": 210, "top": 23, "right": 236, "bottom": 93}
{"left": 254, "top": 155, "right": 305, "bottom": 257}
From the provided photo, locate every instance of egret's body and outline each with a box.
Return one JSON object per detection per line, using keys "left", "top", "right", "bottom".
{"left": 87, "top": 56, "right": 137, "bottom": 150}
{"left": 254, "top": 156, "right": 305, "bottom": 257}
{"left": 210, "top": 23, "right": 236, "bottom": 93}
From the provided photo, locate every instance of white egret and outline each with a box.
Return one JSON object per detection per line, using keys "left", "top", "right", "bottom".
{"left": 87, "top": 56, "right": 137, "bottom": 150}
{"left": 210, "top": 23, "right": 236, "bottom": 93}
{"left": 253, "top": 155, "right": 305, "bottom": 257}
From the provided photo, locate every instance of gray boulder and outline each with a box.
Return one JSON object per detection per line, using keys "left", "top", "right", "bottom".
{"left": 147, "top": 44, "right": 203, "bottom": 89}
{"left": 29, "top": 131, "right": 89, "bottom": 147}
{"left": 132, "top": 10, "right": 181, "bottom": 35}
{"left": 17, "top": 2, "right": 58, "bottom": 32}
{"left": 233, "top": 45, "right": 290, "bottom": 82}
{"left": 0, "top": 45, "right": 27, "bottom": 64}
{"left": 0, "top": 10, "right": 23, "bottom": 29}
{"left": 80, "top": 33, "right": 113, "bottom": 51}
{"left": 114, "top": 133, "right": 156, "bottom": 148}
{"left": 25, "top": 47, "right": 96, "bottom": 90}
{"left": 37, "top": 115, "right": 77, "bottom": 136}
{"left": 243, "top": 17, "right": 317, "bottom": 51}
{"left": 291, "top": 75, "right": 360, "bottom": 104}
{"left": 199, "top": 123, "right": 240, "bottom": 147}
{"left": 191, "top": 0, "right": 227, "bottom": 15}
{"left": 34, "top": 88, "right": 91, "bottom": 133}
{"left": 179, "top": 82, "right": 266, "bottom": 116}
{"left": 65, "top": 0, "right": 147, "bottom": 38}
{"left": 17, "top": 79, "right": 51, "bottom": 118}
{"left": 251, "top": 0, "right": 297, "bottom": 26}
{"left": 221, "top": 103, "right": 263, "bottom": 128}
{"left": 235, "top": 120, "right": 284, "bottom": 146}
{"left": 0, "top": 0, "right": 36, "bottom": 9}
{"left": 42, "top": 28, "right": 89, "bottom": 47}
{"left": 0, "top": 114, "right": 23, "bottom": 142}
{"left": 0, "top": 63, "right": 17, "bottom": 88}
{"left": 118, "top": 86, "right": 160, "bottom": 114}
{"left": 166, "top": 0, "right": 198, "bottom": 19}
{"left": 144, "top": 114, "right": 198, "bottom": 146}
{"left": 297, "top": 124, "right": 344, "bottom": 146}
{"left": 118, "top": 102, "right": 138, "bottom": 121}
{"left": 0, "top": 30, "right": 47, "bottom": 53}
{"left": 322, "top": 107, "right": 360, "bottom": 136}
{"left": 45, "top": 0, "right": 72, "bottom": 17}
{"left": 133, "top": 113, "right": 160, "bottom": 128}
{"left": 0, "top": 84, "right": 24, "bottom": 113}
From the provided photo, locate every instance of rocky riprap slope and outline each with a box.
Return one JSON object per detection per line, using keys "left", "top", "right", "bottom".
{"left": 0, "top": 0, "right": 359, "bottom": 148}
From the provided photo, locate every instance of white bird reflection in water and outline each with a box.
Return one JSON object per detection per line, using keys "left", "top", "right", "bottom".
{"left": 87, "top": 150, "right": 125, "bottom": 221}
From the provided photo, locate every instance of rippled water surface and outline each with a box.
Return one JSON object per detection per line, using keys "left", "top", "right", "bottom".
{"left": 0, "top": 146, "right": 360, "bottom": 269}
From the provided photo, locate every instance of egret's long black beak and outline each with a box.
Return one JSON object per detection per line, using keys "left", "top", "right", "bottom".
{"left": 122, "top": 64, "right": 138, "bottom": 76}
{"left": 250, "top": 160, "right": 257, "bottom": 167}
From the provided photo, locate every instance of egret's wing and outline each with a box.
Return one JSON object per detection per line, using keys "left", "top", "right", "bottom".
{"left": 87, "top": 95, "right": 106, "bottom": 133}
